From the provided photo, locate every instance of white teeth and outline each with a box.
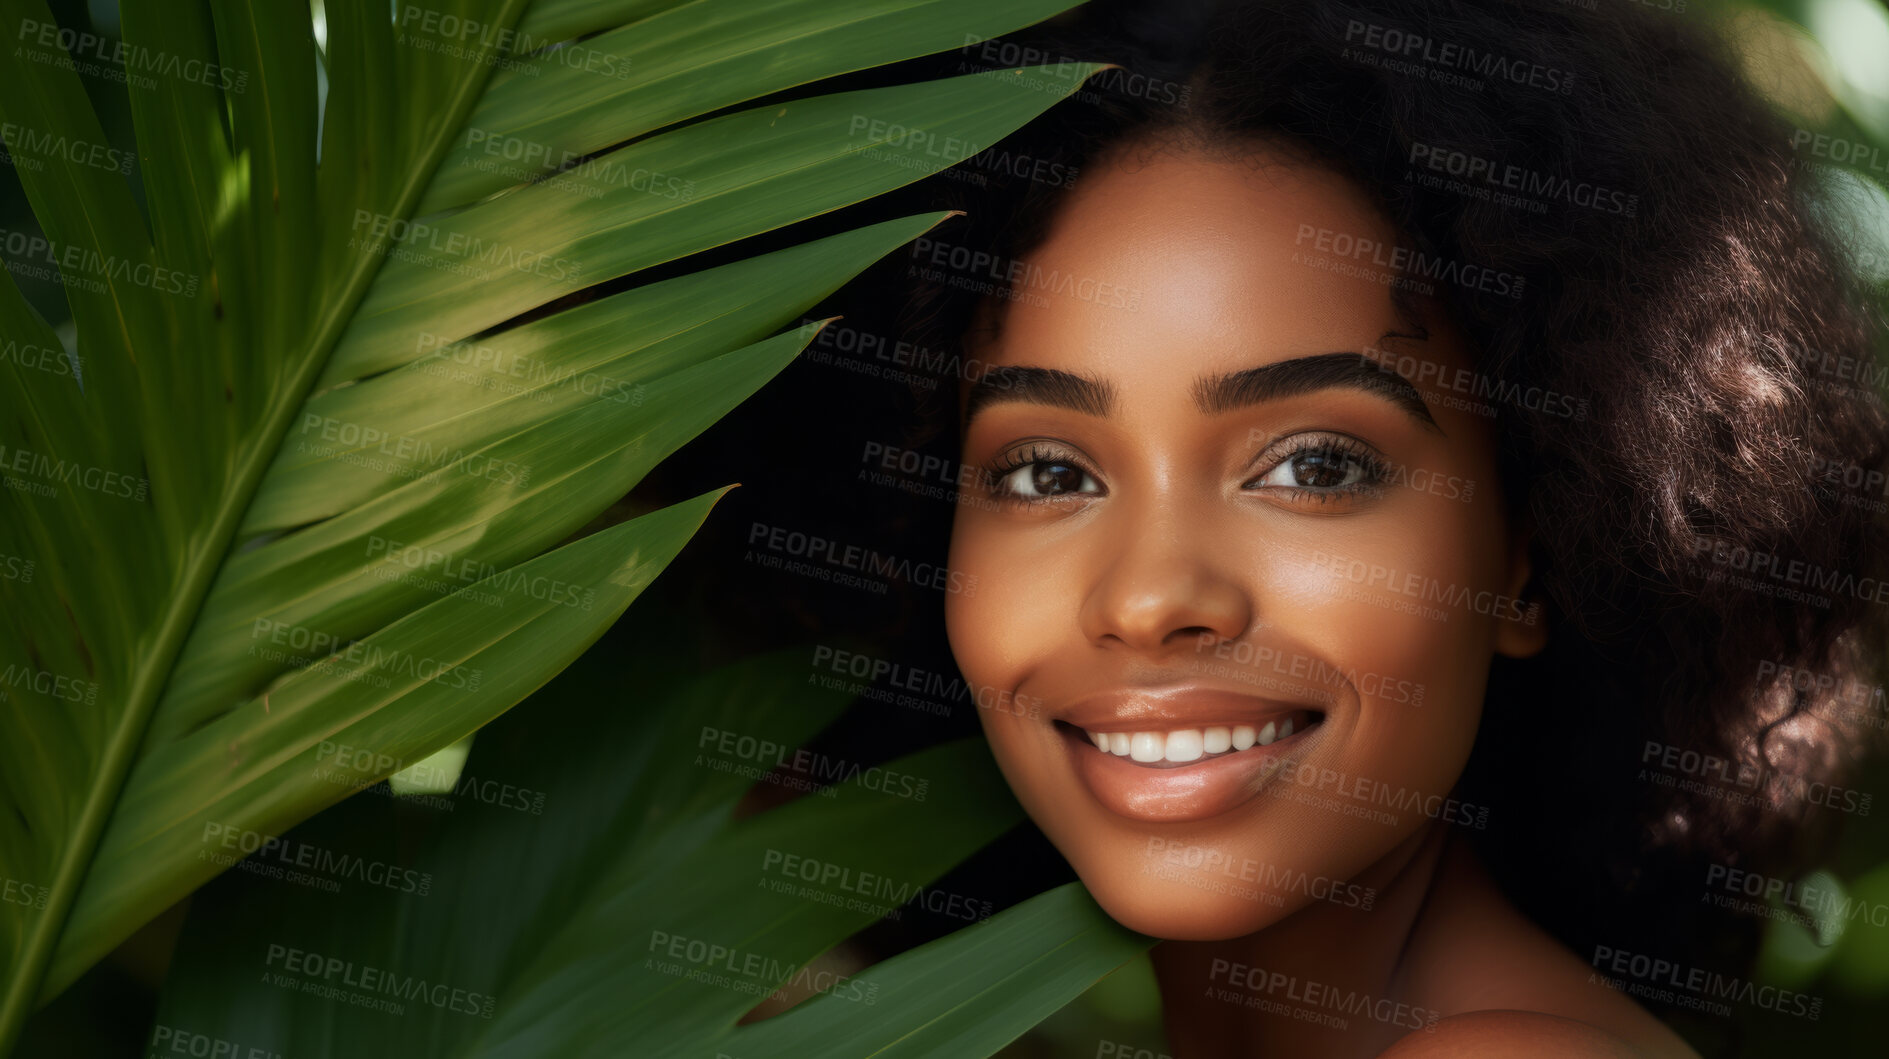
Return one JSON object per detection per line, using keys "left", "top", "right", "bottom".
{"left": 1164, "top": 730, "right": 1204, "bottom": 763}
{"left": 1081, "top": 719, "right": 1313, "bottom": 762}
{"left": 1129, "top": 732, "right": 1164, "bottom": 762}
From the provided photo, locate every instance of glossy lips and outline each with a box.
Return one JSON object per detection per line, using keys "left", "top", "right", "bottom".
{"left": 1056, "top": 688, "right": 1326, "bottom": 822}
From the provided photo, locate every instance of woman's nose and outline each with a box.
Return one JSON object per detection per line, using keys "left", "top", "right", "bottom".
{"left": 1076, "top": 504, "right": 1255, "bottom": 657}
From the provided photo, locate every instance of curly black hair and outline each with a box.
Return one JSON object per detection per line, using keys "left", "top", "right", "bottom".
{"left": 881, "top": 0, "right": 1889, "bottom": 1027}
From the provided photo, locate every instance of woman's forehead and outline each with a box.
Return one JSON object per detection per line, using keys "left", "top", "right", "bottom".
{"left": 958, "top": 140, "right": 1466, "bottom": 395}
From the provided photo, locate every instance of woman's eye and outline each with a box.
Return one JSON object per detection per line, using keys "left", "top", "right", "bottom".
{"left": 995, "top": 460, "right": 1100, "bottom": 499}
{"left": 1250, "top": 448, "right": 1372, "bottom": 490}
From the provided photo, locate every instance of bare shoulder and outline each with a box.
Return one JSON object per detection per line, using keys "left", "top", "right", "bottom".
{"left": 1376, "top": 1010, "right": 1669, "bottom": 1058}
{"left": 1387, "top": 837, "right": 1702, "bottom": 1059}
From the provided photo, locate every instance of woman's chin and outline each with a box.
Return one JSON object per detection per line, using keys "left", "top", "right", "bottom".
{"left": 1075, "top": 868, "right": 1289, "bottom": 941}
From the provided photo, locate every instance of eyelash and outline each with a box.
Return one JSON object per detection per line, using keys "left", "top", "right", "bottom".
{"left": 983, "top": 433, "right": 1392, "bottom": 506}
{"left": 1246, "top": 432, "right": 1392, "bottom": 504}
{"left": 986, "top": 443, "right": 1099, "bottom": 505}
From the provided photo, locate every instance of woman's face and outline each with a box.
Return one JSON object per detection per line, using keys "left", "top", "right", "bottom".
{"left": 945, "top": 136, "right": 1545, "bottom": 940}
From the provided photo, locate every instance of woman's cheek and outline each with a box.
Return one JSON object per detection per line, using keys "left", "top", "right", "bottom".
{"left": 1280, "top": 525, "right": 1498, "bottom": 801}
{"left": 944, "top": 514, "right": 1065, "bottom": 691}
{"left": 947, "top": 525, "right": 1032, "bottom": 735}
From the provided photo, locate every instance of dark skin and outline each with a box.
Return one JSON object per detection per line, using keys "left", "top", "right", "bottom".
{"left": 944, "top": 132, "right": 1699, "bottom": 1057}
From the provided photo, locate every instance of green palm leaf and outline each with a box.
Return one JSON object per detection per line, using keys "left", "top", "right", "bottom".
{"left": 0, "top": 0, "right": 1102, "bottom": 1046}
{"left": 152, "top": 639, "right": 1152, "bottom": 1056}
{"left": 737, "top": 882, "right": 1155, "bottom": 1058}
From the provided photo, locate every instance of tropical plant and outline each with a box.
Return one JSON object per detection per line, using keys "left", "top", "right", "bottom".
{"left": 147, "top": 612, "right": 1155, "bottom": 1055}
{"left": 0, "top": 0, "right": 1117, "bottom": 1049}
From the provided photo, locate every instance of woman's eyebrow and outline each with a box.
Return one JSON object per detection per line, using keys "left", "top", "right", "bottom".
{"left": 962, "top": 366, "right": 1115, "bottom": 428}
{"left": 961, "top": 353, "right": 1442, "bottom": 435}
{"left": 1193, "top": 352, "right": 1443, "bottom": 434}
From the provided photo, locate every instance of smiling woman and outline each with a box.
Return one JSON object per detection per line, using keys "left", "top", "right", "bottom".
{"left": 945, "top": 131, "right": 1631, "bottom": 1057}
{"left": 885, "top": 0, "right": 1889, "bottom": 1055}
{"left": 949, "top": 138, "right": 1532, "bottom": 834}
